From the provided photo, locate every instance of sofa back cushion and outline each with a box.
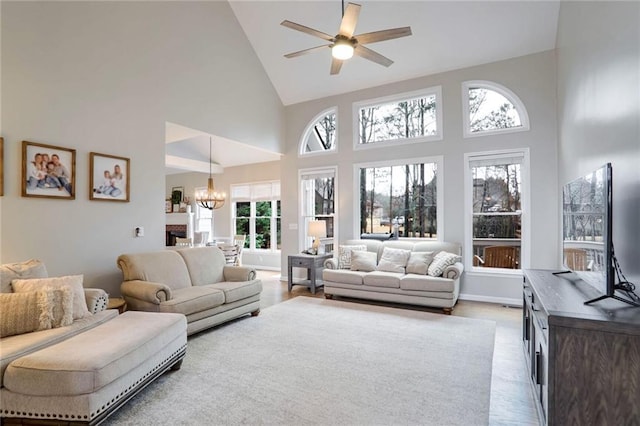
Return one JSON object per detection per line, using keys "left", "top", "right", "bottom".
{"left": 1, "top": 259, "right": 48, "bottom": 294}
{"left": 117, "top": 251, "right": 191, "bottom": 290}
{"left": 176, "top": 247, "right": 226, "bottom": 286}
{"left": 376, "top": 247, "right": 411, "bottom": 273}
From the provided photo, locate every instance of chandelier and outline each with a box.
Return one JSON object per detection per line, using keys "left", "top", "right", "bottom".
{"left": 195, "top": 137, "right": 225, "bottom": 210}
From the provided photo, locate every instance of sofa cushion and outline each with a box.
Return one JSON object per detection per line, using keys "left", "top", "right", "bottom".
{"left": 0, "top": 291, "right": 49, "bottom": 337}
{"left": 427, "top": 252, "right": 461, "bottom": 277}
{"left": 337, "top": 245, "right": 367, "bottom": 269}
{"left": 3, "top": 311, "right": 186, "bottom": 397}
{"left": 323, "top": 269, "right": 367, "bottom": 285}
{"left": 12, "top": 275, "right": 89, "bottom": 320}
{"left": 376, "top": 247, "right": 411, "bottom": 273}
{"left": 350, "top": 250, "right": 377, "bottom": 272}
{"left": 363, "top": 271, "right": 403, "bottom": 288}
{"left": 400, "top": 274, "right": 456, "bottom": 293}
{"left": 406, "top": 251, "right": 434, "bottom": 275}
{"left": 117, "top": 251, "right": 192, "bottom": 291}
{"left": 159, "top": 286, "right": 225, "bottom": 315}
{"left": 176, "top": 246, "right": 226, "bottom": 285}
{"left": 1, "top": 259, "right": 48, "bottom": 294}
{"left": 209, "top": 280, "right": 262, "bottom": 304}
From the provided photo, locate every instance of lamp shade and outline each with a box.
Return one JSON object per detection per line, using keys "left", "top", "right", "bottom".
{"left": 307, "top": 220, "right": 327, "bottom": 238}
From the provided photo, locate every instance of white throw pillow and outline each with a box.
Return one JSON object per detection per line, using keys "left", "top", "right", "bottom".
{"left": 12, "top": 275, "right": 89, "bottom": 320}
{"left": 338, "top": 245, "right": 367, "bottom": 269}
{"left": 405, "top": 251, "right": 434, "bottom": 275}
{"left": 376, "top": 247, "right": 411, "bottom": 274}
{"left": 427, "top": 252, "right": 461, "bottom": 277}
{"left": 350, "top": 250, "right": 378, "bottom": 272}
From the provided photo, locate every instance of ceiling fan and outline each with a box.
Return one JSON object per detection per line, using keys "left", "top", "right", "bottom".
{"left": 281, "top": 1, "right": 412, "bottom": 75}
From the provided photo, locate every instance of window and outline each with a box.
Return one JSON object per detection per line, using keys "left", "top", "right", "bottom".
{"left": 462, "top": 81, "right": 530, "bottom": 138}
{"left": 300, "top": 168, "right": 336, "bottom": 253}
{"left": 299, "top": 108, "right": 337, "bottom": 156}
{"left": 231, "top": 181, "right": 280, "bottom": 251}
{"left": 194, "top": 189, "right": 213, "bottom": 241}
{"left": 464, "top": 150, "right": 529, "bottom": 272}
{"left": 355, "top": 157, "right": 443, "bottom": 240}
{"left": 354, "top": 87, "right": 443, "bottom": 148}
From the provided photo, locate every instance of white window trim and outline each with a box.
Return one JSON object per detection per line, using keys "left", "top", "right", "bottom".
{"left": 462, "top": 80, "right": 530, "bottom": 139}
{"left": 463, "top": 148, "right": 530, "bottom": 275}
{"left": 353, "top": 86, "right": 443, "bottom": 150}
{"left": 352, "top": 156, "right": 444, "bottom": 241}
{"left": 298, "top": 166, "right": 338, "bottom": 252}
{"left": 298, "top": 107, "right": 338, "bottom": 158}
{"left": 230, "top": 181, "right": 280, "bottom": 253}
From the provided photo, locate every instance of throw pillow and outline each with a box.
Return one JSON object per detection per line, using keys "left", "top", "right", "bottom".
{"left": 376, "top": 247, "right": 411, "bottom": 274}
{"left": 0, "top": 287, "right": 73, "bottom": 337}
{"left": 427, "top": 252, "right": 461, "bottom": 277}
{"left": 0, "top": 259, "right": 48, "bottom": 294}
{"left": 405, "top": 251, "right": 434, "bottom": 275}
{"left": 338, "top": 245, "right": 367, "bottom": 269}
{"left": 350, "top": 250, "right": 378, "bottom": 272}
{"left": 45, "top": 286, "right": 74, "bottom": 328}
{"left": 12, "top": 275, "right": 90, "bottom": 320}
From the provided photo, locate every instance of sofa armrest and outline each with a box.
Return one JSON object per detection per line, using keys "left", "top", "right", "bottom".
{"left": 443, "top": 262, "right": 464, "bottom": 280}
{"left": 223, "top": 266, "right": 257, "bottom": 282}
{"left": 84, "top": 288, "right": 108, "bottom": 314}
{"left": 324, "top": 258, "right": 338, "bottom": 269}
{"left": 121, "top": 280, "right": 172, "bottom": 304}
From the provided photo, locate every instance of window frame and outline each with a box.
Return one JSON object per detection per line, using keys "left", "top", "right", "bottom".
{"left": 352, "top": 156, "right": 444, "bottom": 241}
{"left": 463, "top": 149, "right": 530, "bottom": 275}
{"left": 230, "top": 181, "right": 281, "bottom": 253}
{"left": 352, "top": 86, "right": 443, "bottom": 151}
{"left": 298, "top": 107, "right": 338, "bottom": 158}
{"left": 462, "top": 80, "right": 530, "bottom": 139}
{"left": 298, "top": 166, "right": 338, "bottom": 253}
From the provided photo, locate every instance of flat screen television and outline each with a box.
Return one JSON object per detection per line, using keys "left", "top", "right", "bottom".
{"left": 560, "top": 163, "right": 639, "bottom": 307}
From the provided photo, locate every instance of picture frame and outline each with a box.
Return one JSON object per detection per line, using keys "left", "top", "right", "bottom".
{"left": 165, "top": 199, "right": 172, "bottom": 213}
{"left": 89, "top": 152, "right": 130, "bottom": 202}
{"left": 0, "top": 137, "right": 4, "bottom": 197}
{"left": 171, "top": 186, "right": 184, "bottom": 212}
{"left": 22, "top": 140, "right": 76, "bottom": 199}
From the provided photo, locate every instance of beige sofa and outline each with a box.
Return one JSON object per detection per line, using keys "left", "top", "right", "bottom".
{"left": 118, "top": 246, "right": 262, "bottom": 335}
{"left": 0, "top": 260, "right": 187, "bottom": 425}
{"left": 323, "top": 239, "right": 464, "bottom": 314}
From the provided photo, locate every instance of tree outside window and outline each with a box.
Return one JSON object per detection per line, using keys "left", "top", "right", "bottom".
{"left": 300, "top": 109, "right": 337, "bottom": 155}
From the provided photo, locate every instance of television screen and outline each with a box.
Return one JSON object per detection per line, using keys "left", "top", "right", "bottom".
{"left": 562, "top": 163, "right": 612, "bottom": 296}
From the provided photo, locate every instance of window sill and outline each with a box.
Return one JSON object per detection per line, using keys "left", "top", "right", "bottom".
{"left": 466, "top": 268, "right": 523, "bottom": 277}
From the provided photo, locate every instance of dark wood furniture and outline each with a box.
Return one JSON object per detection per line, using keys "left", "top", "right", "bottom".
{"left": 288, "top": 253, "right": 332, "bottom": 294}
{"left": 523, "top": 269, "right": 640, "bottom": 426}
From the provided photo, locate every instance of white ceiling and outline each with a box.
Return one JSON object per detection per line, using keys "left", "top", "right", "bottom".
{"left": 167, "top": 1, "right": 560, "bottom": 174}
{"left": 229, "top": 0, "right": 560, "bottom": 106}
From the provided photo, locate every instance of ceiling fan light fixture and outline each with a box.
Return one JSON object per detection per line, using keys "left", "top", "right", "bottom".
{"left": 332, "top": 40, "right": 354, "bottom": 60}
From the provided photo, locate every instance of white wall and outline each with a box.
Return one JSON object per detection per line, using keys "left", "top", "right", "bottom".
{"left": 556, "top": 2, "right": 640, "bottom": 285}
{"left": 281, "top": 51, "right": 559, "bottom": 303}
{"left": 1, "top": 2, "right": 284, "bottom": 295}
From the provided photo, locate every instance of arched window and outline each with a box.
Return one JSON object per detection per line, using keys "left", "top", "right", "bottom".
{"left": 462, "top": 81, "right": 529, "bottom": 138}
{"left": 299, "top": 108, "right": 337, "bottom": 156}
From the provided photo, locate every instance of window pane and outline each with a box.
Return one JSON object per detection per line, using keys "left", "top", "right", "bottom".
{"left": 359, "top": 162, "right": 437, "bottom": 238}
{"left": 302, "top": 112, "right": 336, "bottom": 153}
{"left": 359, "top": 96, "right": 437, "bottom": 144}
{"left": 255, "top": 218, "right": 271, "bottom": 249}
{"left": 276, "top": 218, "right": 281, "bottom": 250}
{"left": 255, "top": 201, "right": 272, "bottom": 217}
{"left": 469, "top": 88, "right": 522, "bottom": 133}
{"left": 236, "top": 202, "right": 250, "bottom": 217}
{"left": 235, "top": 218, "right": 249, "bottom": 245}
{"left": 473, "top": 215, "right": 521, "bottom": 239}
{"left": 276, "top": 200, "right": 281, "bottom": 216}
{"left": 472, "top": 164, "right": 521, "bottom": 213}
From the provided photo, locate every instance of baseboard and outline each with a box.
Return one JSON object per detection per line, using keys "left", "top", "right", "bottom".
{"left": 458, "top": 293, "right": 522, "bottom": 307}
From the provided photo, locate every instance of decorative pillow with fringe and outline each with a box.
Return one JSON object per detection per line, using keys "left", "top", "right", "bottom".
{"left": 0, "top": 287, "right": 73, "bottom": 338}
{"left": 12, "top": 275, "right": 89, "bottom": 319}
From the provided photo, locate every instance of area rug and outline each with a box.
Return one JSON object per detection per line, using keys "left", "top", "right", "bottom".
{"left": 106, "top": 297, "right": 496, "bottom": 425}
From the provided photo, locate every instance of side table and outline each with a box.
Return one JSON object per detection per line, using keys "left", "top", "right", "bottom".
{"left": 107, "top": 297, "right": 127, "bottom": 314}
{"left": 288, "top": 253, "right": 333, "bottom": 294}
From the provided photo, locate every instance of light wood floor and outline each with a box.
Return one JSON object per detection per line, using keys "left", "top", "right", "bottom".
{"left": 256, "top": 270, "right": 541, "bottom": 426}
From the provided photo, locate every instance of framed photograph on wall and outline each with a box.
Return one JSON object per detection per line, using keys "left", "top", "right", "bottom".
{"left": 22, "top": 140, "right": 76, "bottom": 199}
{"left": 90, "top": 152, "right": 130, "bottom": 202}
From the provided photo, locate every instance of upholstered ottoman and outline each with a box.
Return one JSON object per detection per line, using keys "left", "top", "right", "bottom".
{"left": 1, "top": 311, "right": 187, "bottom": 425}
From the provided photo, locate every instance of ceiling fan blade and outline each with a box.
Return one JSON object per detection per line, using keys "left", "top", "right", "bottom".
{"left": 354, "top": 45, "right": 393, "bottom": 67}
{"left": 330, "top": 57, "right": 344, "bottom": 75}
{"left": 281, "top": 20, "right": 334, "bottom": 42}
{"left": 284, "top": 44, "right": 330, "bottom": 59}
{"left": 339, "top": 3, "right": 361, "bottom": 38}
{"left": 355, "top": 27, "right": 412, "bottom": 45}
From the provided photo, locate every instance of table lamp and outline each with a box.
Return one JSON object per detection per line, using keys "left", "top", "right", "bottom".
{"left": 307, "top": 220, "right": 327, "bottom": 254}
